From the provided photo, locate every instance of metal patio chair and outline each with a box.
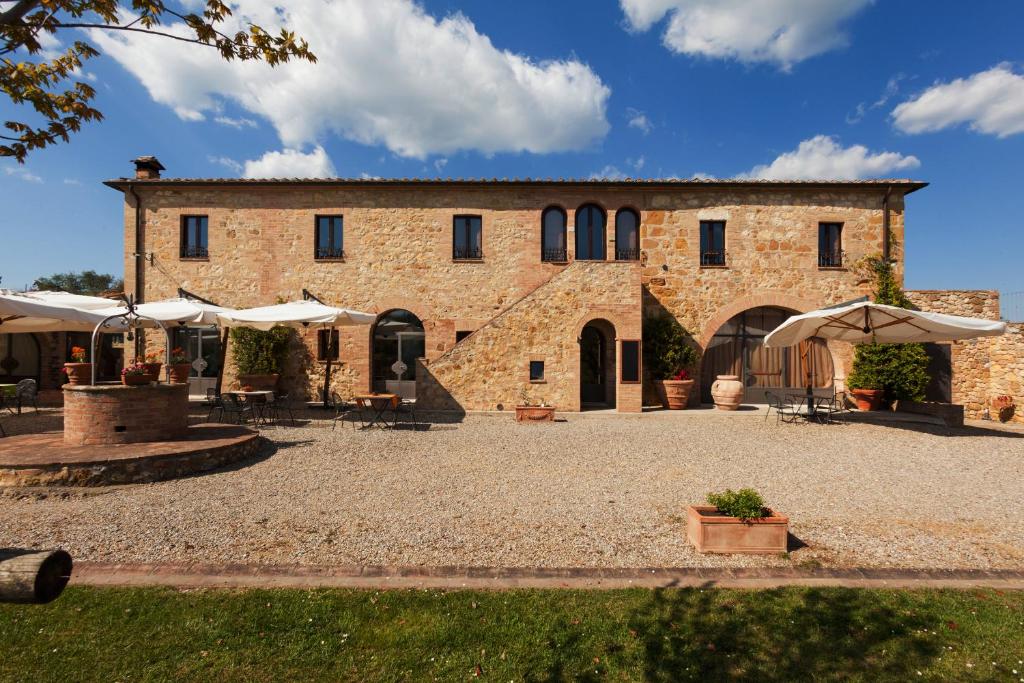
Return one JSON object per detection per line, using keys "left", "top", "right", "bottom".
{"left": 765, "top": 391, "right": 802, "bottom": 425}
{"left": 271, "top": 391, "right": 298, "bottom": 426}
{"left": 15, "top": 379, "right": 39, "bottom": 413}
{"left": 221, "top": 393, "right": 253, "bottom": 425}
{"left": 204, "top": 388, "right": 224, "bottom": 422}
{"left": 331, "top": 391, "right": 354, "bottom": 430}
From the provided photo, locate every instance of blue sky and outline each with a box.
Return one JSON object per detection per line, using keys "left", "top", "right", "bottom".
{"left": 1, "top": 0, "right": 1022, "bottom": 298}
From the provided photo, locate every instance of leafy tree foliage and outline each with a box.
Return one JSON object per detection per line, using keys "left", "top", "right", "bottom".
{"left": 643, "top": 314, "right": 699, "bottom": 380}
{"left": 1, "top": 0, "right": 316, "bottom": 161}
{"left": 230, "top": 325, "right": 291, "bottom": 375}
{"left": 33, "top": 268, "right": 122, "bottom": 294}
{"left": 847, "top": 257, "right": 930, "bottom": 402}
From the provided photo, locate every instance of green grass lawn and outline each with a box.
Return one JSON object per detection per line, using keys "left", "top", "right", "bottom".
{"left": 1, "top": 586, "right": 1022, "bottom": 681}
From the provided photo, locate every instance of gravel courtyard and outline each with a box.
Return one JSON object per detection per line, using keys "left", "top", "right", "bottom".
{"left": 2, "top": 409, "right": 1024, "bottom": 569}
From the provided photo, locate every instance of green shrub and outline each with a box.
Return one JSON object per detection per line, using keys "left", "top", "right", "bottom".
{"left": 230, "top": 326, "right": 292, "bottom": 375}
{"left": 706, "top": 488, "right": 768, "bottom": 521}
{"left": 847, "top": 257, "right": 930, "bottom": 403}
{"left": 643, "top": 315, "right": 700, "bottom": 380}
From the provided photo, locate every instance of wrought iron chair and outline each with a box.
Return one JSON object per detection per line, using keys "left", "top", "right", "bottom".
{"left": 221, "top": 393, "right": 253, "bottom": 425}
{"left": 204, "top": 388, "right": 224, "bottom": 422}
{"left": 395, "top": 398, "right": 418, "bottom": 429}
{"left": 271, "top": 391, "right": 298, "bottom": 426}
{"left": 15, "top": 379, "right": 38, "bottom": 413}
{"left": 247, "top": 393, "right": 272, "bottom": 426}
{"left": 765, "top": 391, "right": 801, "bottom": 425}
{"left": 331, "top": 391, "right": 354, "bottom": 430}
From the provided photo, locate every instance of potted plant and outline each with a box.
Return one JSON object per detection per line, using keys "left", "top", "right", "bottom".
{"left": 142, "top": 351, "right": 162, "bottom": 382}
{"left": 515, "top": 388, "right": 555, "bottom": 422}
{"left": 992, "top": 395, "right": 1016, "bottom": 423}
{"left": 167, "top": 347, "right": 191, "bottom": 384}
{"left": 121, "top": 361, "right": 150, "bottom": 386}
{"left": 231, "top": 327, "right": 290, "bottom": 390}
{"left": 64, "top": 346, "right": 91, "bottom": 385}
{"left": 687, "top": 488, "right": 788, "bottom": 554}
{"left": 643, "top": 315, "right": 699, "bottom": 410}
{"left": 846, "top": 256, "right": 930, "bottom": 411}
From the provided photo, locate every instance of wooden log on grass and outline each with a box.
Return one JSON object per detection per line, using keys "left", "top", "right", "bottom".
{"left": 0, "top": 550, "right": 73, "bottom": 603}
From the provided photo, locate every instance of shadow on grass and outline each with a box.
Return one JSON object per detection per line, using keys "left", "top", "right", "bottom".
{"left": 533, "top": 585, "right": 952, "bottom": 682}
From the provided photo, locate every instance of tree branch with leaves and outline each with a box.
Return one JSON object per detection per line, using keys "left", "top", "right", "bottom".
{"left": 1, "top": 0, "right": 316, "bottom": 162}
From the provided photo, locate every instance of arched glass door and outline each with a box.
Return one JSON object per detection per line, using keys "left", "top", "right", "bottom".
{"left": 372, "top": 310, "right": 425, "bottom": 398}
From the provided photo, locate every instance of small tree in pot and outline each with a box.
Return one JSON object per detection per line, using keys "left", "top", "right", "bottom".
{"left": 643, "top": 315, "right": 700, "bottom": 409}
{"left": 230, "top": 326, "right": 291, "bottom": 390}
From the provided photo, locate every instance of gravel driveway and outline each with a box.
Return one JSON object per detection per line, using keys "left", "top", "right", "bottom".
{"left": 2, "top": 409, "right": 1024, "bottom": 569}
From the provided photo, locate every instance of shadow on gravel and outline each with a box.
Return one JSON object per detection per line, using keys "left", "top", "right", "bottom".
{"left": 867, "top": 422, "right": 1024, "bottom": 439}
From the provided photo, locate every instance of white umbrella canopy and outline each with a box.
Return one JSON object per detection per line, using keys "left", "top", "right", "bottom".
{"left": 217, "top": 300, "right": 376, "bottom": 330}
{"left": 0, "top": 290, "right": 122, "bottom": 333}
{"left": 763, "top": 300, "right": 1007, "bottom": 348}
{"left": 93, "top": 297, "right": 232, "bottom": 327}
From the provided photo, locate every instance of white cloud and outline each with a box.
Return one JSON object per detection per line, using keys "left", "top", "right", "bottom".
{"left": 63, "top": 178, "right": 82, "bottom": 185}
{"left": 242, "top": 147, "right": 336, "bottom": 178}
{"left": 207, "top": 155, "right": 243, "bottom": 174}
{"left": 3, "top": 166, "right": 42, "bottom": 183}
{"left": 590, "top": 165, "right": 626, "bottom": 180}
{"left": 891, "top": 64, "right": 1024, "bottom": 137}
{"left": 739, "top": 135, "right": 919, "bottom": 180}
{"left": 213, "top": 115, "right": 258, "bottom": 129}
{"left": 626, "top": 107, "right": 653, "bottom": 134}
{"left": 619, "top": 0, "right": 872, "bottom": 69}
{"left": 433, "top": 157, "right": 448, "bottom": 173}
{"left": 92, "top": 0, "right": 610, "bottom": 158}
{"left": 628, "top": 155, "right": 645, "bottom": 171}
{"left": 847, "top": 73, "right": 906, "bottom": 124}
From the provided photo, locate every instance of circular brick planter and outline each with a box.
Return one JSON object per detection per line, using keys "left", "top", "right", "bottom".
{"left": 63, "top": 383, "right": 188, "bottom": 446}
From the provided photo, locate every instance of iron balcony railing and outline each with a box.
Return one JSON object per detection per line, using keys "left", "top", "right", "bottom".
{"left": 818, "top": 250, "right": 845, "bottom": 268}
{"left": 700, "top": 250, "right": 727, "bottom": 266}
{"left": 181, "top": 245, "right": 208, "bottom": 258}
{"left": 615, "top": 248, "right": 640, "bottom": 261}
{"left": 453, "top": 246, "right": 483, "bottom": 260}
{"left": 315, "top": 247, "right": 345, "bottom": 259}
{"left": 542, "top": 247, "right": 568, "bottom": 262}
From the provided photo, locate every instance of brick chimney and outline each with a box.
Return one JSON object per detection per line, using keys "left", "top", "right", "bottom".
{"left": 132, "top": 156, "right": 165, "bottom": 180}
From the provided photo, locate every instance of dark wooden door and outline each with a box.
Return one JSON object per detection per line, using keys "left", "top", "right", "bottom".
{"left": 580, "top": 326, "right": 605, "bottom": 404}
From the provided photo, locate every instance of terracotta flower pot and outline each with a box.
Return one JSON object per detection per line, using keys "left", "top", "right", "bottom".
{"left": 710, "top": 375, "right": 743, "bottom": 410}
{"left": 142, "top": 362, "right": 162, "bottom": 382}
{"left": 996, "top": 405, "right": 1015, "bottom": 423}
{"left": 237, "top": 373, "right": 279, "bottom": 391}
{"left": 654, "top": 379, "right": 695, "bottom": 410}
{"left": 851, "top": 388, "right": 885, "bottom": 411}
{"left": 63, "top": 362, "right": 92, "bottom": 386}
{"left": 167, "top": 363, "right": 192, "bottom": 384}
{"left": 515, "top": 405, "right": 555, "bottom": 423}
{"left": 687, "top": 505, "right": 789, "bottom": 554}
{"left": 121, "top": 373, "right": 149, "bottom": 386}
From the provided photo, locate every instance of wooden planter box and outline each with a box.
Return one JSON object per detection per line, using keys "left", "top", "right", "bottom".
{"left": 515, "top": 405, "right": 555, "bottom": 423}
{"left": 686, "top": 505, "right": 789, "bottom": 554}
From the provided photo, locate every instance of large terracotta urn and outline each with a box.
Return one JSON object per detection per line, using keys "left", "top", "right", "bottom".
{"left": 655, "top": 379, "right": 695, "bottom": 410}
{"left": 238, "top": 373, "right": 279, "bottom": 391}
{"left": 851, "top": 388, "right": 884, "bottom": 411}
{"left": 167, "top": 363, "right": 192, "bottom": 384}
{"left": 710, "top": 375, "right": 743, "bottom": 410}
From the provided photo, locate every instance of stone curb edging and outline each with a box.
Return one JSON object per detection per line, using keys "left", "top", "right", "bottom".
{"left": 71, "top": 562, "right": 1024, "bottom": 591}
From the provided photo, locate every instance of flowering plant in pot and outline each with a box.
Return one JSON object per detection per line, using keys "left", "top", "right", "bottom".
{"left": 167, "top": 347, "right": 191, "bottom": 384}
{"left": 643, "top": 315, "right": 699, "bottom": 410}
{"left": 992, "top": 395, "right": 1016, "bottom": 423}
{"left": 64, "top": 346, "right": 92, "bottom": 385}
{"left": 121, "top": 361, "right": 150, "bottom": 386}
{"left": 687, "top": 488, "right": 788, "bottom": 554}
{"left": 142, "top": 351, "right": 162, "bottom": 382}
{"left": 515, "top": 387, "right": 554, "bottom": 422}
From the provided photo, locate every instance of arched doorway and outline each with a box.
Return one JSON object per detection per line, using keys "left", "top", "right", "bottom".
{"left": 372, "top": 309, "right": 425, "bottom": 398}
{"left": 701, "top": 306, "right": 834, "bottom": 403}
{"left": 580, "top": 319, "right": 616, "bottom": 409}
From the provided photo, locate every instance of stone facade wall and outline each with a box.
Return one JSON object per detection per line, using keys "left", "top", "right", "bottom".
{"left": 906, "top": 289, "right": 1024, "bottom": 422}
{"left": 120, "top": 182, "right": 911, "bottom": 410}
{"left": 417, "top": 261, "right": 642, "bottom": 412}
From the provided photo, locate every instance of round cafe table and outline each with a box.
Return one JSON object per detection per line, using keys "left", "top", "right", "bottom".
{"left": 352, "top": 393, "right": 399, "bottom": 429}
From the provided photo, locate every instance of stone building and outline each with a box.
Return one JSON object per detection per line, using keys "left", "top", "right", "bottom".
{"left": 93, "top": 156, "right": 946, "bottom": 415}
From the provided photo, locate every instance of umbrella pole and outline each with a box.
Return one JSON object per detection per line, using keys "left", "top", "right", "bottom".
{"left": 323, "top": 327, "right": 333, "bottom": 408}
{"left": 214, "top": 328, "right": 229, "bottom": 396}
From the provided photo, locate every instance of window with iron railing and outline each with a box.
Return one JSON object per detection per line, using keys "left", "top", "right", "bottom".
{"left": 315, "top": 215, "right": 344, "bottom": 260}
{"left": 699, "top": 220, "right": 726, "bottom": 266}
{"left": 575, "top": 203, "right": 606, "bottom": 260}
{"left": 818, "top": 222, "right": 843, "bottom": 267}
{"left": 615, "top": 208, "right": 640, "bottom": 261}
{"left": 453, "top": 215, "right": 483, "bottom": 260}
{"left": 180, "top": 215, "right": 208, "bottom": 258}
{"left": 541, "top": 206, "right": 567, "bottom": 262}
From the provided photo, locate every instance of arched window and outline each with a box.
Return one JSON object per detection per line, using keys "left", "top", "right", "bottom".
{"left": 575, "top": 203, "right": 606, "bottom": 260}
{"left": 541, "top": 206, "right": 567, "bottom": 262}
{"left": 615, "top": 209, "right": 639, "bottom": 260}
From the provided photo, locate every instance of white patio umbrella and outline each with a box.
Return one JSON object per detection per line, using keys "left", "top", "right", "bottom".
{"left": 0, "top": 290, "right": 122, "bottom": 333}
{"left": 94, "top": 297, "right": 231, "bottom": 327}
{"left": 217, "top": 299, "right": 376, "bottom": 407}
{"left": 763, "top": 300, "right": 1007, "bottom": 348}
{"left": 763, "top": 300, "right": 1007, "bottom": 414}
